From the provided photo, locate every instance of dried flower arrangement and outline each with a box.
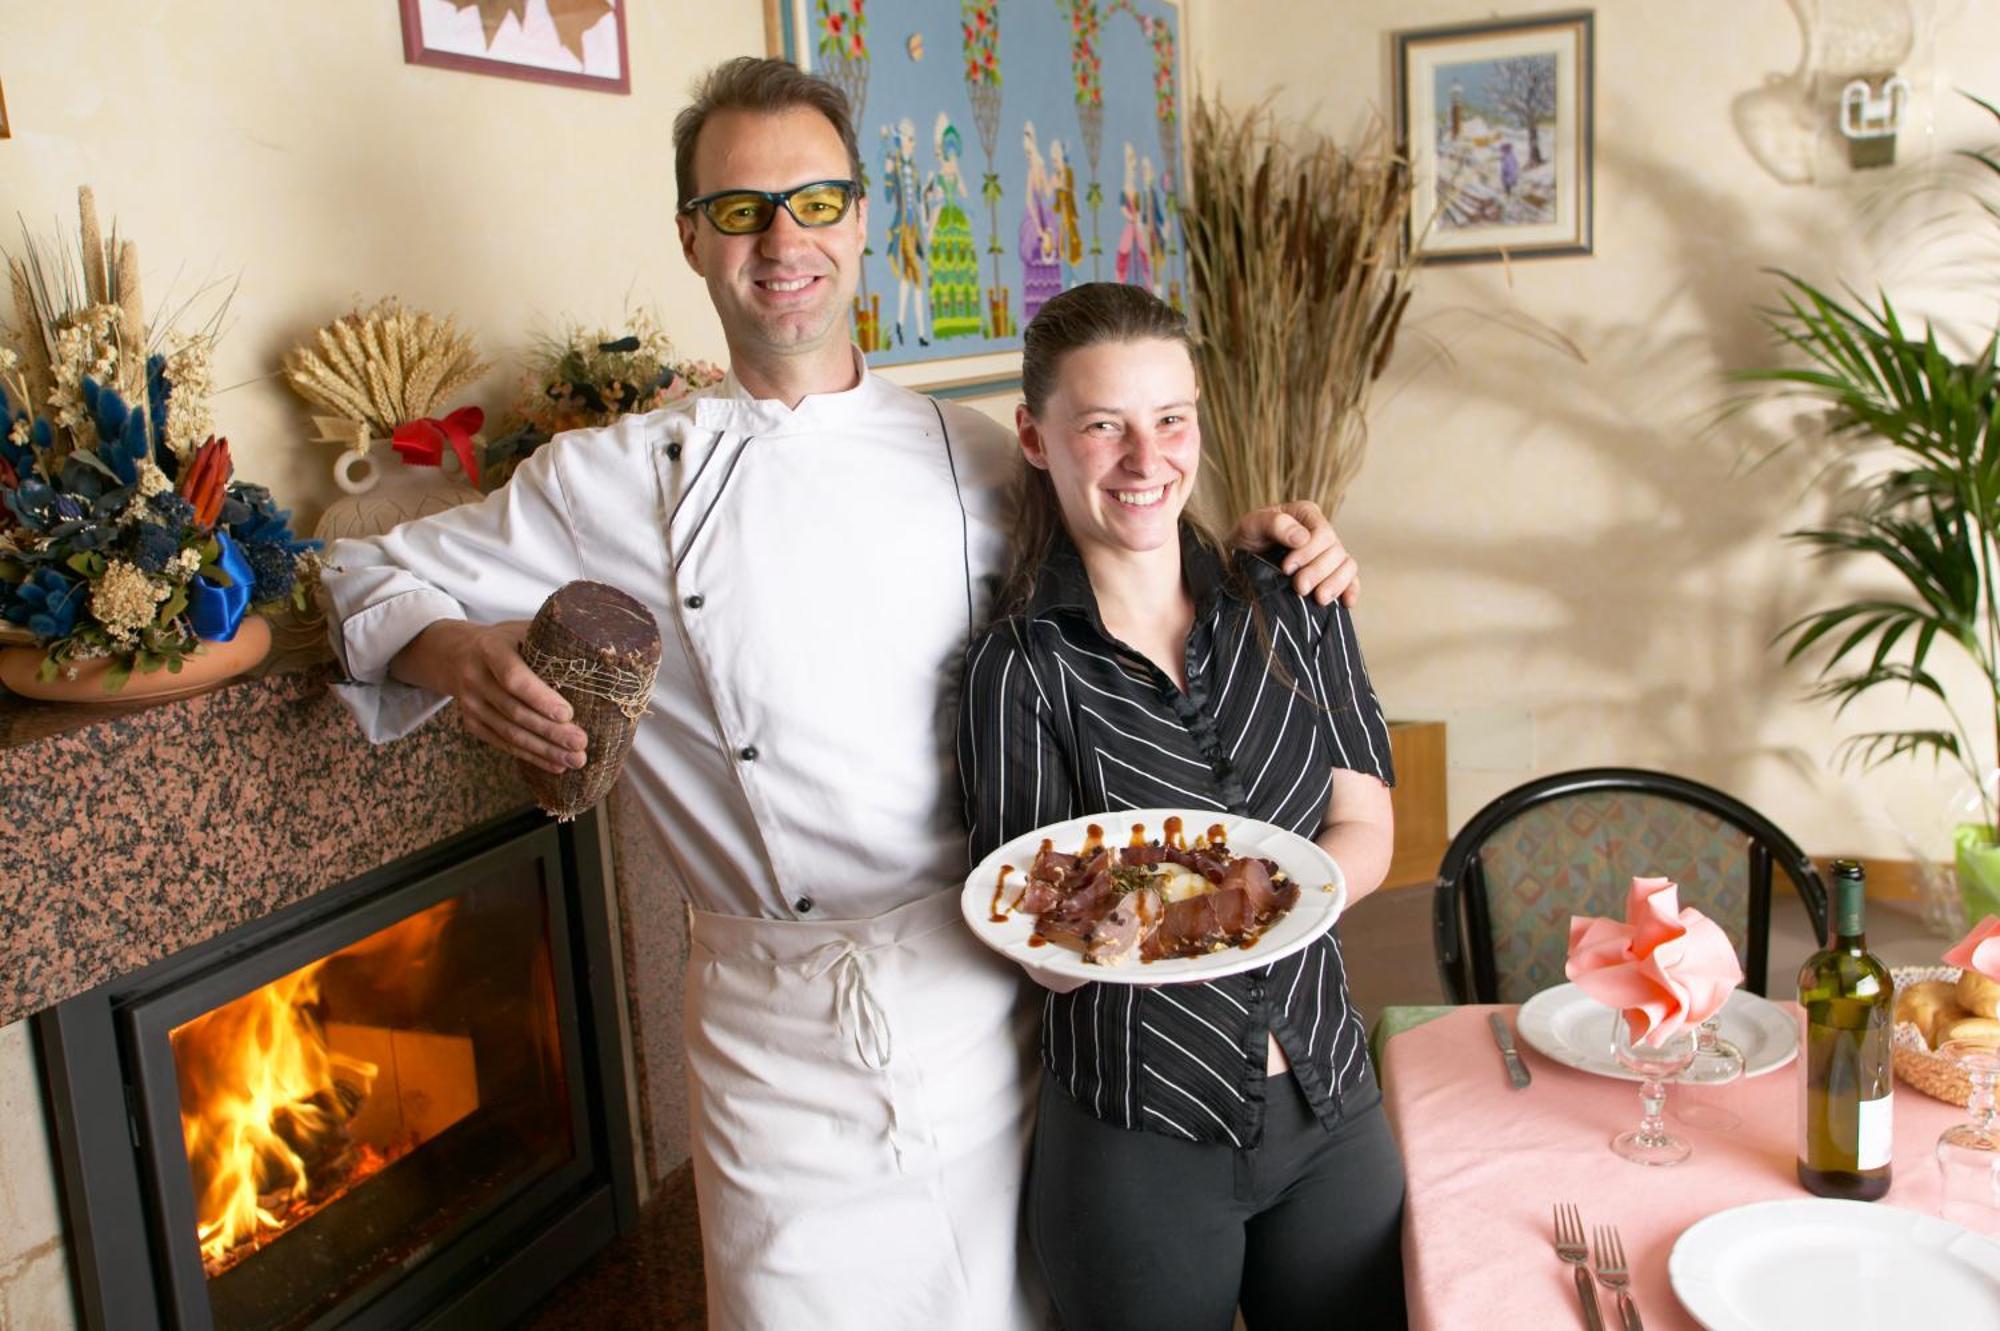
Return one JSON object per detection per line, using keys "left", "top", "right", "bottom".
{"left": 0, "top": 188, "right": 317, "bottom": 692}
{"left": 283, "top": 298, "right": 491, "bottom": 482}
{"left": 1182, "top": 97, "right": 1419, "bottom": 520}
{"left": 483, "top": 309, "right": 722, "bottom": 485}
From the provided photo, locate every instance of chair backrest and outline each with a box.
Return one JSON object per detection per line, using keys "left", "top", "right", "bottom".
{"left": 1431, "top": 768, "right": 1829, "bottom": 1004}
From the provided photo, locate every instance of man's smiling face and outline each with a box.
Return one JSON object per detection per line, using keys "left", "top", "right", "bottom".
{"left": 677, "top": 106, "right": 867, "bottom": 376}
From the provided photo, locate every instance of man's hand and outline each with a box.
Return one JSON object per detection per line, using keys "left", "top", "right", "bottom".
{"left": 390, "top": 620, "right": 588, "bottom": 774}
{"left": 1231, "top": 500, "right": 1359, "bottom": 606}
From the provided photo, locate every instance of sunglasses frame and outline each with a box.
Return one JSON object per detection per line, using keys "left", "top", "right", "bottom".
{"left": 680, "top": 179, "right": 860, "bottom": 234}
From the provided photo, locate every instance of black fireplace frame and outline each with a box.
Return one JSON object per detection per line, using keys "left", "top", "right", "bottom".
{"left": 36, "top": 806, "right": 638, "bottom": 1330}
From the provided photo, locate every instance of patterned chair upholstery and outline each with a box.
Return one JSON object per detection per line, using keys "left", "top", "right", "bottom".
{"left": 1432, "top": 769, "right": 1828, "bottom": 1005}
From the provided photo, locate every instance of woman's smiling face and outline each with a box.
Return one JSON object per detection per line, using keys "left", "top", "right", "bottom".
{"left": 1017, "top": 337, "right": 1200, "bottom": 562}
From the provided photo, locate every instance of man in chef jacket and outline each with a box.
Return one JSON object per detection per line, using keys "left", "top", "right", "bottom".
{"left": 322, "top": 56, "right": 1361, "bottom": 1331}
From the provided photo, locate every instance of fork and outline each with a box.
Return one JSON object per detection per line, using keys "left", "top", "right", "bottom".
{"left": 1593, "top": 1223, "right": 1643, "bottom": 1331}
{"left": 1552, "top": 1203, "right": 1605, "bottom": 1330}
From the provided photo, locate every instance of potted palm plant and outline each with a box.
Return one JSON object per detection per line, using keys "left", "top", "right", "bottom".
{"left": 1742, "top": 94, "right": 2000, "bottom": 925}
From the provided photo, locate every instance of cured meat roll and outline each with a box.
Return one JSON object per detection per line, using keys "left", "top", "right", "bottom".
{"left": 516, "top": 580, "right": 662, "bottom": 821}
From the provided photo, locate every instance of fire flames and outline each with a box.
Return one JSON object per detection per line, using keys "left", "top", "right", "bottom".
{"left": 171, "top": 899, "right": 465, "bottom": 1276}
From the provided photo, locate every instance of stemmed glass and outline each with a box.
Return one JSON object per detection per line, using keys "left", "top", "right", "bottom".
{"left": 1674, "top": 1012, "right": 1746, "bottom": 1131}
{"left": 1935, "top": 1039, "right": 2000, "bottom": 1234}
{"left": 1610, "top": 1012, "right": 1697, "bottom": 1165}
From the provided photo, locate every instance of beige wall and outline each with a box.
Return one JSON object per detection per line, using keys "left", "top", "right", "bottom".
{"left": 1196, "top": 0, "right": 2000, "bottom": 866}
{"left": 4, "top": 7, "right": 1992, "bottom": 861}
{"left": 0, "top": 0, "right": 762, "bottom": 534}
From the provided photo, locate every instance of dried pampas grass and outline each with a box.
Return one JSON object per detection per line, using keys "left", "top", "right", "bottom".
{"left": 1183, "top": 97, "right": 1418, "bottom": 521}
{"left": 282, "top": 298, "right": 489, "bottom": 437}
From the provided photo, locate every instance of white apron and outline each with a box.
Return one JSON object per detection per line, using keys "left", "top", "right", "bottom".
{"left": 685, "top": 888, "right": 1040, "bottom": 1331}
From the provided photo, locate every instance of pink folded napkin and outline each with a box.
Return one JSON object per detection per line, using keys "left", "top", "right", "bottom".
{"left": 1565, "top": 876, "right": 1745, "bottom": 1047}
{"left": 1945, "top": 915, "right": 2000, "bottom": 982}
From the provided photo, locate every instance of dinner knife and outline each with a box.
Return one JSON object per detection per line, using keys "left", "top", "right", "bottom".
{"left": 1488, "top": 1013, "right": 1532, "bottom": 1089}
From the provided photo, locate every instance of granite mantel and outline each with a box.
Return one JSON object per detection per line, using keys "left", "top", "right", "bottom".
{"left": 0, "top": 658, "right": 534, "bottom": 1028}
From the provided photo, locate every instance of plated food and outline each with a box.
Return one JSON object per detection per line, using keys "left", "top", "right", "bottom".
{"left": 960, "top": 809, "right": 1346, "bottom": 986}
{"left": 992, "top": 816, "right": 1300, "bottom": 966}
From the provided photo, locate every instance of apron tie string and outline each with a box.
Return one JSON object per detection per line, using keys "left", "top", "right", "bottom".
{"left": 802, "top": 941, "right": 894, "bottom": 1071}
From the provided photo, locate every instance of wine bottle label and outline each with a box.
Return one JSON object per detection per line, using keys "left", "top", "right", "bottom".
{"left": 1856, "top": 1092, "right": 1892, "bottom": 1169}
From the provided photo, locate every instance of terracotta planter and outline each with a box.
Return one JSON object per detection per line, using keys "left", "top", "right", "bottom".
{"left": 0, "top": 615, "right": 271, "bottom": 702}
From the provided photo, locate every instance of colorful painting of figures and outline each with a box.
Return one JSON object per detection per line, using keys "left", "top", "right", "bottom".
{"left": 1395, "top": 11, "right": 1593, "bottom": 263}
{"left": 779, "top": 0, "right": 1188, "bottom": 388}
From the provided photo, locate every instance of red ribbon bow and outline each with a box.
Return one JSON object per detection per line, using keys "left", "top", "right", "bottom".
{"left": 391, "top": 406, "right": 485, "bottom": 485}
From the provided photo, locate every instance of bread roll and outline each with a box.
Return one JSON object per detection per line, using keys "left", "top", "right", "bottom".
{"left": 1896, "top": 979, "right": 1961, "bottom": 1047}
{"left": 1939, "top": 1014, "right": 2000, "bottom": 1049}
{"left": 1956, "top": 969, "right": 2000, "bottom": 1020}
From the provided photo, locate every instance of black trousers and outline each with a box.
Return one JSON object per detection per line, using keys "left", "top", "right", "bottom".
{"left": 1028, "top": 1069, "right": 1407, "bottom": 1331}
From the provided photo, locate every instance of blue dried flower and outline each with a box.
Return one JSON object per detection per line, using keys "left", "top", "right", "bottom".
{"left": 241, "top": 540, "right": 296, "bottom": 603}
{"left": 3, "top": 567, "right": 86, "bottom": 640}
{"left": 146, "top": 352, "right": 172, "bottom": 462}
{"left": 223, "top": 482, "right": 318, "bottom": 555}
{"left": 4, "top": 479, "right": 58, "bottom": 532}
{"left": 129, "top": 521, "right": 180, "bottom": 573}
{"left": 148, "top": 492, "right": 196, "bottom": 528}
{"left": 80, "top": 377, "right": 148, "bottom": 487}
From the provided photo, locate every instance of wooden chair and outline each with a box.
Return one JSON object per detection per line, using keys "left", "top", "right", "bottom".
{"left": 1432, "top": 767, "right": 1829, "bottom": 1004}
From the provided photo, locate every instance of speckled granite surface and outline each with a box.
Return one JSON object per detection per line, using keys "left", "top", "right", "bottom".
{"left": 604, "top": 785, "right": 691, "bottom": 1186}
{"left": 523, "top": 1163, "right": 705, "bottom": 1331}
{"left": 0, "top": 657, "right": 533, "bottom": 1028}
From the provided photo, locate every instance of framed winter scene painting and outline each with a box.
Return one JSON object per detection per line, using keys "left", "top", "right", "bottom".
{"left": 400, "top": 0, "right": 630, "bottom": 93}
{"left": 1394, "top": 10, "right": 1593, "bottom": 264}
{"left": 771, "top": 0, "right": 1190, "bottom": 395}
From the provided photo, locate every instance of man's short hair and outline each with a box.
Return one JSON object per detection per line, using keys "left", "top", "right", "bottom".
{"left": 673, "top": 57, "right": 865, "bottom": 210}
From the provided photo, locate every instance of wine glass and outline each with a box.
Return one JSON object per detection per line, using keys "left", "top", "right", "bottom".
{"left": 1935, "top": 1039, "right": 2000, "bottom": 1234}
{"left": 1674, "top": 1012, "right": 1747, "bottom": 1131}
{"left": 1610, "top": 1011, "right": 1698, "bottom": 1165}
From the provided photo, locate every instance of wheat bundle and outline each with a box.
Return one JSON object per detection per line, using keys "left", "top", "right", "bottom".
{"left": 1183, "top": 98, "right": 1417, "bottom": 521}
{"left": 517, "top": 581, "right": 661, "bottom": 821}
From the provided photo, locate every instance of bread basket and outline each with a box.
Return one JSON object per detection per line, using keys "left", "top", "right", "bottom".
{"left": 1892, "top": 964, "right": 1974, "bottom": 1107}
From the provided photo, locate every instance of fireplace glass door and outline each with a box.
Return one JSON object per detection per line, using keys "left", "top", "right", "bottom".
{"left": 124, "top": 828, "right": 595, "bottom": 1330}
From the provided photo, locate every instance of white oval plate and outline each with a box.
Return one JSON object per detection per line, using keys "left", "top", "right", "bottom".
{"left": 960, "top": 808, "right": 1346, "bottom": 986}
{"left": 1670, "top": 1199, "right": 2000, "bottom": 1329}
{"left": 1515, "top": 982, "right": 1798, "bottom": 1081}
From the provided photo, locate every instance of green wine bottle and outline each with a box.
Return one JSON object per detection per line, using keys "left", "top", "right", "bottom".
{"left": 1797, "top": 859, "right": 1894, "bottom": 1200}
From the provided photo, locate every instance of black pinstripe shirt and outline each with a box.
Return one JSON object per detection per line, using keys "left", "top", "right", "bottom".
{"left": 959, "top": 527, "right": 1394, "bottom": 1146}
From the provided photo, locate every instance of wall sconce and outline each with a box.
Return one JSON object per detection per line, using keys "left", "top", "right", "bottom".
{"left": 1840, "top": 73, "right": 1911, "bottom": 168}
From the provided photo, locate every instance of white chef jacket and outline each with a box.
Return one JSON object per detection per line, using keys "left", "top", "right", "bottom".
{"left": 324, "top": 355, "right": 1018, "bottom": 921}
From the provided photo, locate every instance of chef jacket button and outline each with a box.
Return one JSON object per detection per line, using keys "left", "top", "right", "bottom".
{"left": 666, "top": 442, "right": 682, "bottom": 461}
{"left": 739, "top": 745, "right": 759, "bottom": 762}
{"left": 684, "top": 594, "right": 704, "bottom": 609}
{"left": 795, "top": 896, "right": 814, "bottom": 913}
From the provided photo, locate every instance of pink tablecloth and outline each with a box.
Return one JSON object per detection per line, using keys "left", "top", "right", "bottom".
{"left": 1381, "top": 1004, "right": 1972, "bottom": 1330}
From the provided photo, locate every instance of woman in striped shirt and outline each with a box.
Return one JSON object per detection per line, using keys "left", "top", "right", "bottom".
{"left": 960, "top": 283, "right": 1406, "bottom": 1330}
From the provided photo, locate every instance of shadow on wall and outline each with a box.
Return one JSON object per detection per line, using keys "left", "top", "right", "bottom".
{"left": 1349, "top": 114, "right": 1883, "bottom": 827}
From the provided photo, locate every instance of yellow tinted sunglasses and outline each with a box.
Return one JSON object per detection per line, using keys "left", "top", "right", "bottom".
{"left": 681, "top": 179, "right": 858, "bottom": 235}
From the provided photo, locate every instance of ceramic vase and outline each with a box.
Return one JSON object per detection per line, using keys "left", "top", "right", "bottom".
{"left": 314, "top": 438, "right": 483, "bottom": 543}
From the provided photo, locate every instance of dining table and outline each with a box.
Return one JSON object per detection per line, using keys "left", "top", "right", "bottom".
{"left": 1377, "top": 1002, "right": 1984, "bottom": 1329}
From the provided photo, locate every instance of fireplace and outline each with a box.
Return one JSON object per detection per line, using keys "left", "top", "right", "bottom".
{"left": 36, "top": 807, "right": 637, "bottom": 1330}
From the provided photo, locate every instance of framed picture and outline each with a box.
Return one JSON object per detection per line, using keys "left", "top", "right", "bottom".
{"left": 770, "top": 0, "right": 1190, "bottom": 397}
{"left": 1393, "top": 10, "right": 1593, "bottom": 264}
{"left": 400, "top": 0, "right": 630, "bottom": 93}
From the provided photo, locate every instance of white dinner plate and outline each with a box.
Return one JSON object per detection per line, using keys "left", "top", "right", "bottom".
{"left": 1670, "top": 1199, "right": 2000, "bottom": 1328}
{"left": 960, "top": 808, "right": 1346, "bottom": 986}
{"left": 1515, "top": 982, "right": 1798, "bottom": 1081}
